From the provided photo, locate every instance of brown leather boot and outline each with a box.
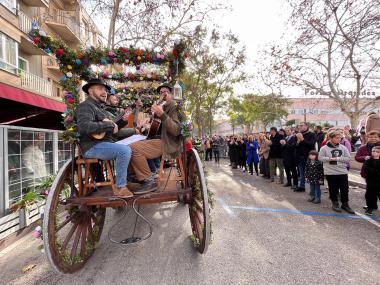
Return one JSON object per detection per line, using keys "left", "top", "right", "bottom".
{"left": 127, "top": 182, "right": 143, "bottom": 191}
{"left": 114, "top": 187, "right": 133, "bottom": 198}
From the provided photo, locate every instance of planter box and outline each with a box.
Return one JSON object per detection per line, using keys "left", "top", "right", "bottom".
{"left": 0, "top": 201, "right": 44, "bottom": 241}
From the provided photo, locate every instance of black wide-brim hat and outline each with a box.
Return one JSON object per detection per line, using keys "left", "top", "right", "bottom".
{"left": 82, "top": 78, "right": 111, "bottom": 94}
{"left": 157, "top": 83, "right": 173, "bottom": 93}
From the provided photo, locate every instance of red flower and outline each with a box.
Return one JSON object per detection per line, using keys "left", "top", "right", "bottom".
{"left": 67, "top": 98, "right": 74, "bottom": 104}
{"left": 135, "top": 48, "right": 142, "bottom": 56}
{"left": 120, "top": 47, "right": 128, "bottom": 53}
{"left": 173, "top": 49, "right": 178, "bottom": 57}
{"left": 33, "top": 37, "right": 39, "bottom": 45}
{"left": 56, "top": 48, "right": 64, "bottom": 57}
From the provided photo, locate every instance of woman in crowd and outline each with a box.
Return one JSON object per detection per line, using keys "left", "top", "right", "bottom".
{"left": 246, "top": 135, "right": 259, "bottom": 175}
{"left": 229, "top": 136, "right": 239, "bottom": 169}
{"left": 258, "top": 133, "right": 270, "bottom": 178}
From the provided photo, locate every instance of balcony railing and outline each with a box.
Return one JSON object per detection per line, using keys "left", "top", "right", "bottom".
{"left": 18, "top": 10, "right": 33, "bottom": 35}
{"left": 19, "top": 70, "right": 53, "bottom": 97}
{"left": 45, "top": 8, "right": 80, "bottom": 40}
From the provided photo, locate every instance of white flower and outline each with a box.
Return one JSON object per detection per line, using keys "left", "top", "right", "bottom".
{"left": 66, "top": 72, "right": 72, "bottom": 78}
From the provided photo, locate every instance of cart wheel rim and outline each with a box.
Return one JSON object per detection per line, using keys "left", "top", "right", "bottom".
{"left": 43, "top": 158, "right": 106, "bottom": 273}
{"left": 187, "top": 148, "right": 211, "bottom": 254}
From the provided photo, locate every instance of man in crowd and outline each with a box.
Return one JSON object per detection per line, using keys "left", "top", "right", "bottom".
{"left": 267, "top": 127, "right": 284, "bottom": 184}
{"left": 212, "top": 134, "right": 222, "bottom": 163}
{"left": 314, "top": 125, "right": 324, "bottom": 151}
{"left": 295, "top": 122, "right": 317, "bottom": 192}
{"left": 319, "top": 131, "right": 354, "bottom": 214}
{"left": 75, "top": 78, "right": 133, "bottom": 198}
{"left": 280, "top": 127, "right": 298, "bottom": 189}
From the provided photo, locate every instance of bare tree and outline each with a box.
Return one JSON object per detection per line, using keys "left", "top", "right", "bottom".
{"left": 270, "top": 0, "right": 380, "bottom": 127}
{"left": 83, "top": 0, "right": 225, "bottom": 49}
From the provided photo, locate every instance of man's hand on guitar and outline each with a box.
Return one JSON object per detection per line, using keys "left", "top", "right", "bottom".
{"left": 151, "top": 104, "right": 164, "bottom": 117}
{"left": 112, "top": 123, "right": 118, "bottom": 134}
{"left": 122, "top": 107, "right": 132, "bottom": 121}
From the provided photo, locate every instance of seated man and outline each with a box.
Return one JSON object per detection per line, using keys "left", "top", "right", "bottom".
{"left": 75, "top": 78, "right": 134, "bottom": 198}
{"left": 104, "top": 90, "right": 139, "bottom": 139}
{"left": 129, "top": 83, "right": 181, "bottom": 189}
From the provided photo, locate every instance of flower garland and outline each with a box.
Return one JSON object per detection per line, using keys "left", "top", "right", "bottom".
{"left": 30, "top": 28, "right": 188, "bottom": 142}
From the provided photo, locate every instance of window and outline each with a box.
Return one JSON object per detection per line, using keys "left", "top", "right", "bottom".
{"left": 7, "top": 129, "right": 55, "bottom": 207}
{"left": 0, "top": 0, "right": 16, "bottom": 13}
{"left": 18, "top": 57, "right": 29, "bottom": 72}
{"left": 0, "top": 33, "right": 18, "bottom": 74}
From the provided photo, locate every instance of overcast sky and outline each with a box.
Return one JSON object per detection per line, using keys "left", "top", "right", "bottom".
{"left": 210, "top": 0, "right": 294, "bottom": 95}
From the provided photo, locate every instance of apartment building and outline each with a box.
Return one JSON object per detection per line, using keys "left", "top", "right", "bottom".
{"left": 0, "top": 0, "right": 103, "bottom": 128}
{"left": 0, "top": 0, "right": 103, "bottom": 223}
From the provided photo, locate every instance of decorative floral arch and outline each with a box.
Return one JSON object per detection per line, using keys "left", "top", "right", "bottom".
{"left": 30, "top": 29, "right": 189, "bottom": 142}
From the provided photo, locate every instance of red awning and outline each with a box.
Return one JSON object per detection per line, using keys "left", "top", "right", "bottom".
{"left": 0, "top": 82, "right": 66, "bottom": 112}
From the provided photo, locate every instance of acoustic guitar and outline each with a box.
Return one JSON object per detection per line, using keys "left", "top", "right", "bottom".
{"left": 91, "top": 110, "right": 126, "bottom": 140}
{"left": 146, "top": 100, "right": 166, "bottom": 139}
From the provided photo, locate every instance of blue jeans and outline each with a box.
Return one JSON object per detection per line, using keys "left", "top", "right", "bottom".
{"left": 309, "top": 183, "right": 321, "bottom": 199}
{"left": 298, "top": 159, "right": 306, "bottom": 188}
{"left": 148, "top": 157, "right": 160, "bottom": 172}
{"left": 84, "top": 142, "right": 131, "bottom": 188}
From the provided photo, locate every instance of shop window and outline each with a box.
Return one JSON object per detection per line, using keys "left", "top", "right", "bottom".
{"left": 7, "top": 129, "right": 54, "bottom": 207}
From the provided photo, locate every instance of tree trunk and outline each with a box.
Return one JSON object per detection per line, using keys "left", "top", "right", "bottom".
{"left": 348, "top": 112, "right": 360, "bottom": 130}
{"left": 107, "top": 0, "right": 121, "bottom": 49}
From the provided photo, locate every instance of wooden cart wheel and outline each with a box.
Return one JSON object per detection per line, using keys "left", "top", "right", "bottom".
{"left": 187, "top": 148, "right": 211, "bottom": 254}
{"left": 43, "top": 158, "right": 106, "bottom": 273}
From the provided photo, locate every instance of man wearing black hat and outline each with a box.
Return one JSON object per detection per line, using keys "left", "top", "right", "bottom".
{"left": 129, "top": 83, "right": 181, "bottom": 188}
{"left": 75, "top": 79, "right": 133, "bottom": 198}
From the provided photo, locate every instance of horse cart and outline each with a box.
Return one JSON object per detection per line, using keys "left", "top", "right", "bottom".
{"left": 28, "top": 29, "right": 210, "bottom": 273}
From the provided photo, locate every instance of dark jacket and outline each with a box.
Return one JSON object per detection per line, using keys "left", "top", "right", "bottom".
{"left": 75, "top": 97, "right": 116, "bottom": 154}
{"left": 269, "top": 132, "right": 284, "bottom": 159}
{"left": 355, "top": 142, "right": 380, "bottom": 178}
{"left": 104, "top": 105, "right": 136, "bottom": 139}
{"left": 281, "top": 135, "right": 297, "bottom": 166}
{"left": 363, "top": 158, "right": 380, "bottom": 186}
{"left": 315, "top": 131, "right": 324, "bottom": 150}
{"left": 305, "top": 160, "right": 324, "bottom": 184}
{"left": 296, "top": 130, "right": 317, "bottom": 160}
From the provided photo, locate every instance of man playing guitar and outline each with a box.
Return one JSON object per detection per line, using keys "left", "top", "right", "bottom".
{"left": 75, "top": 78, "right": 135, "bottom": 198}
{"left": 129, "top": 83, "right": 181, "bottom": 190}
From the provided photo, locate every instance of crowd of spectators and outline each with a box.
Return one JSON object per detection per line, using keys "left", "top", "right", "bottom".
{"left": 193, "top": 117, "right": 380, "bottom": 216}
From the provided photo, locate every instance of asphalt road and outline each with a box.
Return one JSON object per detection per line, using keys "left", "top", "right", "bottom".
{"left": 0, "top": 159, "right": 379, "bottom": 285}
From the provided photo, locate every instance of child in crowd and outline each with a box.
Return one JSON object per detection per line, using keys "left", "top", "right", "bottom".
{"left": 305, "top": 150, "right": 324, "bottom": 204}
{"left": 362, "top": 146, "right": 380, "bottom": 216}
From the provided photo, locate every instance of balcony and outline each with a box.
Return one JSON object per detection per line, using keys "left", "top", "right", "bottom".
{"left": 44, "top": 9, "right": 81, "bottom": 45}
{"left": 46, "top": 56, "right": 62, "bottom": 76}
{"left": 21, "top": 0, "right": 49, "bottom": 8}
{"left": 19, "top": 70, "right": 53, "bottom": 97}
{"left": 18, "top": 11, "right": 47, "bottom": 55}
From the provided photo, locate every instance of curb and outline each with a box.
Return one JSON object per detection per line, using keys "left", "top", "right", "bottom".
{"left": 348, "top": 180, "right": 366, "bottom": 189}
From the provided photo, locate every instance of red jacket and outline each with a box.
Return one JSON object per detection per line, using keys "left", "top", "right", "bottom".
{"left": 355, "top": 143, "right": 380, "bottom": 177}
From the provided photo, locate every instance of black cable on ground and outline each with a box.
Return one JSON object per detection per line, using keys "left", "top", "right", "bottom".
{"left": 107, "top": 164, "right": 174, "bottom": 245}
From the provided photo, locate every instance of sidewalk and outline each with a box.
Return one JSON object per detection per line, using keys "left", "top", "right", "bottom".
{"left": 348, "top": 170, "right": 366, "bottom": 188}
